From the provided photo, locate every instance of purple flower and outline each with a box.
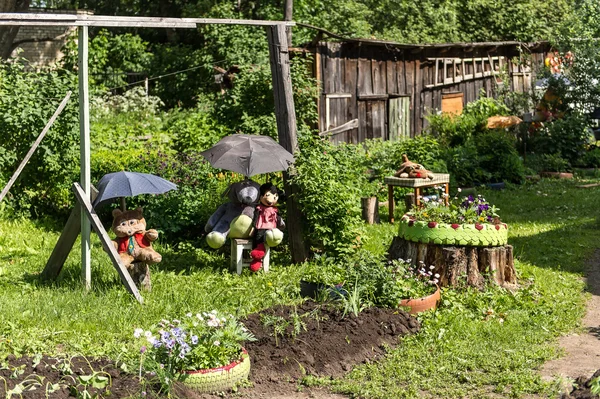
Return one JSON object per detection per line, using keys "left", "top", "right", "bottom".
{"left": 140, "top": 346, "right": 147, "bottom": 354}
{"left": 161, "top": 331, "right": 170, "bottom": 340}
{"left": 191, "top": 335, "right": 198, "bottom": 345}
{"left": 166, "top": 339, "right": 175, "bottom": 349}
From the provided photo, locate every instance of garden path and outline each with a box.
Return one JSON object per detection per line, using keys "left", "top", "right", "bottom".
{"left": 539, "top": 249, "right": 600, "bottom": 386}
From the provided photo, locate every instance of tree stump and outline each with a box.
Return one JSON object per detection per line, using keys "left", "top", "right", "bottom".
{"left": 129, "top": 262, "right": 151, "bottom": 291}
{"left": 388, "top": 237, "right": 516, "bottom": 289}
{"left": 361, "top": 197, "right": 380, "bottom": 224}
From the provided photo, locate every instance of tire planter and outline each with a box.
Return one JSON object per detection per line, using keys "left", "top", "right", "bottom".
{"left": 181, "top": 349, "right": 250, "bottom": 393}
{"left": 398, "top": 216, "right": 508, "bottom": 247}
{"left": 399, "top": 286, "right": 441, "bottom": 315}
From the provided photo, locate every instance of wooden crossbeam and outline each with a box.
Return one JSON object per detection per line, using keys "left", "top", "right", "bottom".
{"left": 0, "top": 13, "right": 295, "bottom": 28}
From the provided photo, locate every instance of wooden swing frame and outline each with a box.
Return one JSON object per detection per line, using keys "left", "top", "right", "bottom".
{"left": 0, "top": 13, "right": 300, "bottom": 303}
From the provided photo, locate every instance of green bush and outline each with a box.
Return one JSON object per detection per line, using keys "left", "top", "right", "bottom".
{"left": 443, "top": 143, "right": 490, "bottom": 187}
{"left": 528, "top": 113, "right": 592, "bottom": 166}
{"left": 474, "top": 131, "right": 525, "bottom": 183}
{"left": 166, "top": 108, "right": 228, "bottom": 154}
{"left": 578, "top": 147, "right": 600, "bottom": 168}
{"left": 292, "top": 134, "right": 365, "bottom": 257}
{"left": 0, "top": 58, "right": 79, "bottom": 216}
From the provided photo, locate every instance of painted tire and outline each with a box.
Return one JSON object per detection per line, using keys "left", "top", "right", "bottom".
{"left": 398, "top": 215, "right": 508, "bottom": 247}
{"left": 181, "top": 349, "right": 250, "bottom": 393}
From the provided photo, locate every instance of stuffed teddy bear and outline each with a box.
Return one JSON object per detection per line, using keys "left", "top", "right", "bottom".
{"left": 394, "top": 154, "right": 434, "bottom": 179}
{"left": 204, "top": 179, "right": 260, "bottom": 249}
{"left": 111, "top": 207, "right": 161, "bottom": 290}
{"left": 249, "top": 183, "right": 286, "bottom": 272}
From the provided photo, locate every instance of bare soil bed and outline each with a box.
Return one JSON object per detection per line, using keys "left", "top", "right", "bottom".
{"left": 0, "top": 301, "right": 420, "bottom": 398}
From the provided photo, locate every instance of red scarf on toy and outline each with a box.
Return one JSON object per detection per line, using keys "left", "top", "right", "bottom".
{"left": 116, "top": 233, "right": 151, "bottom": 254}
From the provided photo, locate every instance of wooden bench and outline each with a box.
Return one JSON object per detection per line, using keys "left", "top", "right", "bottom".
{"left": 384, "top": 174, "right": 450, "bottom": 223}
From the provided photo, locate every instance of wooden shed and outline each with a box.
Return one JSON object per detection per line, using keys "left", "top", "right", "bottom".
{"left": 304, "top": 34, "right": 550, "bottom": 143}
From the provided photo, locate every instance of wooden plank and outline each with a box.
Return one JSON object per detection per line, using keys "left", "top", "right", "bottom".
{"left": 73, "top": 183, "right": 143, "bottom": 304}
{"left": 422, "top": 89, "right": 433, "bottom": 130}
{"left": 358, "top": 101, "right": 367, "bottom": 142}
{"left": 78, "top": 26, "right": 92, "bottom": 290}
{"left": 345, "top": 56, "right": 359, "bottom": 143}
{"left": 397, "top": 58, "right": 406, "bottom": 95}
{"left": 414, "top": 59, "right": 422, "bottom": 135}
{"left": 386, "top": 59, "right": 398, "bottom": 94}
{"left": 0, "top": 91, "right": 71, "bottom": 204}
{"left": 318, "top": 119, "right": 358, "bottom": 137}
{"left": 358, "top": 94, "right": 389, "bottom": 100}
{"left": 42, "top": 186, "right": 98, "bottom": 281}
{"left": 267, "top": 24, "right": 308, "bottom": 263}
{"left": 388, "top": 98, "right": 401, "bottom": 141}
{"left": 315, "top": 49, "right": 323, "bottom": 132}
{"left": 372, "top": 59, "right": 386, "bottom": 94}
{"left": 358, "top": 58, "right": 373, "bottom": 96}
{"left": 577, "top": 183, "right": 600, "bottom": 188}
{"left": 370, "top": 101, "right": 386, "bottom": 139}
{"left": 0, "top": 14, "right": 294, "bottom": 27}
{"left": 403, "top": 96, "right": 411, "bottom": 138}
{"left": 405, "top": 60, "right": 415, "bottom": 137}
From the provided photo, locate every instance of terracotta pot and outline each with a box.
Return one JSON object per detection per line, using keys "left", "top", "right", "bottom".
{"left": 399, "top": 286, "right": 441, "bottom": 315}
{"left": 540, "top": 171, "right": 574, "bottom": 179}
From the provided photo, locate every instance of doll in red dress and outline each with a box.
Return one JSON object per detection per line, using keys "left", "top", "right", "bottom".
{"left": 249, "top": 183, "right": 285, "bottom": 272}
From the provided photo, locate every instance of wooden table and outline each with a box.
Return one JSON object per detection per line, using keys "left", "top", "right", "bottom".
{"left": 384, "top": 174, "right": 450, "bottom": 223}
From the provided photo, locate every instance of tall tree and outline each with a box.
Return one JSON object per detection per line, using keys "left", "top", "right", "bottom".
{"left": 0, "top": 0, "right": 31, "bottom": 59}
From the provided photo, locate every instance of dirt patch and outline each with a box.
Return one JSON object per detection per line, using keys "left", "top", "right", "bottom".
{"left": 0, "top": 355, "right": 140, "bottom": 398}
{"left": 0, "top": 301, "right": 420, "bottom": 399}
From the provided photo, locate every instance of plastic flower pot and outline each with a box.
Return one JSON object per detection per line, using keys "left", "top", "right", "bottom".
{"left": 399, "top": 286, "right": 441, "bottom": 315}
{"left": 181, "top": 349, "right": 250, "bottom": 394}
{"left": 398, "top": 216, "right": 508, "bottom": 247}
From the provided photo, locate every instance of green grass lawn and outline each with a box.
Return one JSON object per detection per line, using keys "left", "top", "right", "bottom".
{"left": 1, "top": 177, "right": 598, "bottom": 398}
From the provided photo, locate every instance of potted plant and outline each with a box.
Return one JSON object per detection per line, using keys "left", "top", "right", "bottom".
{"left": 135, "top": 310, "right": 255, "bottom": 394}
{"left": 384, "top": 259, "right": 441, "bottom": 314}
{"left": 398, "top": 188, "right": 508, "bottom": 247}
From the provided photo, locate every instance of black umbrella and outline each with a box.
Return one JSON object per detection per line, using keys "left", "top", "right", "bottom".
{"left": 93, "top": 171, "right": 177, "bottom": 209}
{"left": 200, "top": 134, "right": 294, "bottom": 177}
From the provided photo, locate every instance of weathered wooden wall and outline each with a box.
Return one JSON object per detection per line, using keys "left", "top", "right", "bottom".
{"left": 314, "top": 41, "right": 549, "bottom": 143}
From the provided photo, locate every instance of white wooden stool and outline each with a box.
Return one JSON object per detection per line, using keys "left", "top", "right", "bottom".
{"left": 230, "top": 238, "right": 270, "bottom": 274}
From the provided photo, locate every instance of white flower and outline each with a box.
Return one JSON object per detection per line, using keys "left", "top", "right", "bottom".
{"left": 434, "top": 273, "right": 440, "bottom": 278}
{"left": 134, "top": 328, "right": 144, "bottom": 338}
{"left": 147, "top": 336, "right": 157, "bottom": 345}
{"left": 144, "top": 331, "right": 153, "bottom": 338}
{"left": 186, "top": 312, "right": 192, "bottom": 318}
{"left": 457, "top": 188, "right": 462, "bottom": 192}
{"left": 429, "top": 265, "right": 435, "bottom": 270}
{"left": 423, "top": 197, "right": 430, "bottom": 203}
{"left": 214, "top": 340, "right": 221, "bottom": 346}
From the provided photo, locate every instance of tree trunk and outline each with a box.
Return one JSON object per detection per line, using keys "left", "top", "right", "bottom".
{"left": 361, "top": 196, "right": 380, "bottom": 224}
{"left": 388, "top": 237, "right": 516, "bottom": 289}
{"left": 0, "top": 0, "right": 30, "bottom": 59}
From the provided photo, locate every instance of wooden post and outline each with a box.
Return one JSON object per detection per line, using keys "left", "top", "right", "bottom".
{"left": 266, "top": 24, "right": 308, "bottom": 263}
{"left": 78, "top": 26, "right": 92, "bottom": 290}
{"left": 0, "top": 91, "right": 72, "bottom": 204}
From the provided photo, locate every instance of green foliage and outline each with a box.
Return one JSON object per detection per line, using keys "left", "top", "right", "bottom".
{"left": 0, "top": 57, "right": 79, "bottom": 216}
{"left": 528, "top": 113, "right": 591, "bottom": 167}
{"left": 578, "top": 147, "right": 600, "bottom": 168}
{"left": 62, "top": 30, "right": 153, "bottom": 90}
{"left": 291, "top": 135, "right": 365, "bottom": 256}
{"left": 166, "top": 108, "right": 228, "bottom": 154}
{"left": 474, "top": 131, "right": 525, "bottom": 183}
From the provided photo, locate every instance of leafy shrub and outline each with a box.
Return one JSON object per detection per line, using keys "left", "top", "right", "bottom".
{"left": 443, "top": 143, "right": 489, "bottom": 187}
{"left": 578, "top": 147, "right": 600, "bottom": 168}
{"left": 291, "top": 134, "right": 365, "bottom": 257}
{"left": 474, "top": 131, "right": 525, "bottom": 183}
{"left": 0, "top": 57, "right": 79, "bottom": 216}
{"left": 528, "top": 113, "right": 591, "bottom": 166}
{"left": 539, "top": 153, "right": 570, "bottom": 172}
{"left": 427, "top": 93, "right": 510, "bottom": 147}
{"left": 91, "top": 87, "right": 164, "bottom": 118}
{"left": 167, "top": 109, "right": 227, "bottom": 154}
